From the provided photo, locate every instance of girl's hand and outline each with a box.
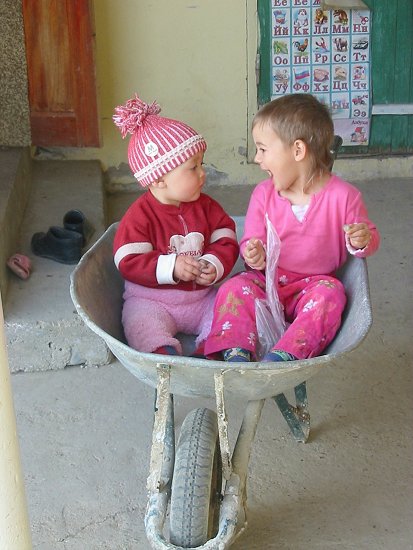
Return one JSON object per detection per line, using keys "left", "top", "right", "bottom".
{"left": 244, "top": 238, "right": 266, "bottom": 270}
{"left": 343, "top": 223, "right": 371, "bottom": 249}
{"left": 173, "top": 256, "right": 202, "bottom": 282}
{"left": 195, "top": 260, "right": 217, "bottom": 286}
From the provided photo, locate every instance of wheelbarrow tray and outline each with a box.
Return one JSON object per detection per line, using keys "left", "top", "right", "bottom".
{"left": 70, "top": 219, "right": 372, "bottom": 549}
{"left": 70, "top": 220, "right": 372, "bottom": 401}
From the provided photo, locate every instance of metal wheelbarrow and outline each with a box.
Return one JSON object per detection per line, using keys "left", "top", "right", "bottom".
{"left": 70, "top": 216, "right": 371, "bottom": 549}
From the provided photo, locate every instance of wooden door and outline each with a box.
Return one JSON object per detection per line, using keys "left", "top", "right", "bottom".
{"left": 22, "top": 0, "right": 100, "bottom": 147}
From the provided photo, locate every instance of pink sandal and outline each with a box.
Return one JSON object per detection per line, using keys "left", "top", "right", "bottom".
{"left": 6, "top": 254, "right": 32, "bottom": 280}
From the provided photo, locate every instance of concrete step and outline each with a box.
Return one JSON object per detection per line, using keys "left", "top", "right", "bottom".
{"left": 4, "top": 159, "right": 111, "bottom": 373}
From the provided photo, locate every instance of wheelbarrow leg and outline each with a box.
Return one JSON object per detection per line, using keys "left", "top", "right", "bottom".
{"left": 272, "top": 381, "right": 310, "bottom": 443}
{"left": 147, "top": 364, "right": 175, "bottom": 493}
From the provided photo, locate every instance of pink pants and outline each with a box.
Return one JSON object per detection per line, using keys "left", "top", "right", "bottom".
{"left": 122, "top": 281, "right": 216, "bottom": 354}
{"left": 204, "top": 269, "right": 347, "bottom": 360}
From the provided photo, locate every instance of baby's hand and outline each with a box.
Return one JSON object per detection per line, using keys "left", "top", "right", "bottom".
{"left": 195, "top": 260, "right": 217, "bottom": 286}
{"left": 343, "top": 223, "right": 371, "bottom": 249}
{"left": 174, "top": 255, "right": 202, "bottom": 282}
{"left": 244, "top": 238, "right": 266, "bottom": 270}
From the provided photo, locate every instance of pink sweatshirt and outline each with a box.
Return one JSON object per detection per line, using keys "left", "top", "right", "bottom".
{"left": 240, "top": 174, "right": 380, "bottom": 276}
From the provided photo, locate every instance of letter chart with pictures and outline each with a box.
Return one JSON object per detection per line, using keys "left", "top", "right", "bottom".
{"left": 270, "top": 0, "right": 371, "bottom": 145}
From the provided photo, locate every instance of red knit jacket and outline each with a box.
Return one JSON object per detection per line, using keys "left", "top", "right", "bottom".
{"left": 113, "top": 191, "right": 239, "bottom": 290}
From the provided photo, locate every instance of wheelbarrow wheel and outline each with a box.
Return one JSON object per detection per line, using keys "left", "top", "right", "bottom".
{"left": 169, "top": 407, "right": 222, "bottom": 547}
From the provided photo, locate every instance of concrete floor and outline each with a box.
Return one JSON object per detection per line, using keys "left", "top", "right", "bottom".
{"left": 10, "top": 176, "right": 413, "bottom": 549}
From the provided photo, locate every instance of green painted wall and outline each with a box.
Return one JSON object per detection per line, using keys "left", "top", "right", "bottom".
{"left": 257, "top": 0, "right": 413, "bottom": 154}
{"left": 367, "top": 0, "right": 413, "bottom": 153}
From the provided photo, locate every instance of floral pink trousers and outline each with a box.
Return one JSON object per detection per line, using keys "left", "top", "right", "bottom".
{"left": 204, "top": 269, "right": 347, "bottom": 360}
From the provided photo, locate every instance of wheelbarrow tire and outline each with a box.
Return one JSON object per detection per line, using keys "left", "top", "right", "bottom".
{"left": 169, "top": 407, "right": 221, "bottom": 547}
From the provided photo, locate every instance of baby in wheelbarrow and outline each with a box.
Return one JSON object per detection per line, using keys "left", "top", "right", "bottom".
{"left": 204, "top": 93, "right": 380, "bottom": 363}
{"left": 112, "top": 94, "right": 239, "bottom": 355}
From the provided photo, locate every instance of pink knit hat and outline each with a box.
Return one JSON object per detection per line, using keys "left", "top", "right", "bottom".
{"left": 113, "top": 94, "right": 207, "bottom": 187}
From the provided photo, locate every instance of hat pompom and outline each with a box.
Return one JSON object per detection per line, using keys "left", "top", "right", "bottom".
{"left": 113, "top": 94, "right": 161, "bottom": 138}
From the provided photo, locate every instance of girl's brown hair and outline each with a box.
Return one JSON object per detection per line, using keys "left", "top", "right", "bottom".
{"left": 252, "top": 93, "right": 334, "bottom": 174}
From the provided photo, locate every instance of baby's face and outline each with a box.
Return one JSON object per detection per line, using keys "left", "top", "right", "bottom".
{"left": 154, "top": 152, "right": 206, "bottom": 206}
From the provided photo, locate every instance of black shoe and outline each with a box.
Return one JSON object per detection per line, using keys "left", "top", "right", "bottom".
{"left": 31, "top": 226, "right": 83, "bottom": 264}
{"left": 63, "top": 210, "right": 94, "bottom": 246}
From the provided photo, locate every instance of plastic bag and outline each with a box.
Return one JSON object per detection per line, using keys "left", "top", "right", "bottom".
{"left": 255, "top": 214, "right": 286, "bottom": 360}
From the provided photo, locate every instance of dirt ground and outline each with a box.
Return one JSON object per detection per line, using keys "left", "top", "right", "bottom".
{"left": 11, "top": 177, "right": 413, "bottom": 549}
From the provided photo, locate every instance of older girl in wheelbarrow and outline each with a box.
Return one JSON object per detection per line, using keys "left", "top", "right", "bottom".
{"left": 204, "top": 93, "right": 380, "bottom": 363}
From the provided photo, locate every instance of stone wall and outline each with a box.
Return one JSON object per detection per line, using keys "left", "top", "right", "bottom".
{"left": 0, "top": 0, "right": 30, "bottom": 146}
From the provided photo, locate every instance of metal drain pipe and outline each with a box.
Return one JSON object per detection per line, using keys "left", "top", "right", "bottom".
{"left": 0, "top": 294, "right": 32, "bottom": 549}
